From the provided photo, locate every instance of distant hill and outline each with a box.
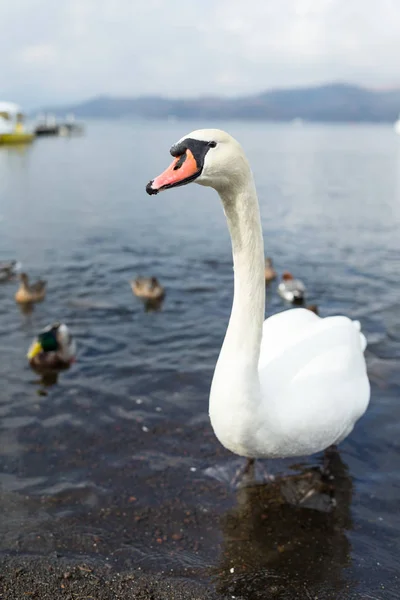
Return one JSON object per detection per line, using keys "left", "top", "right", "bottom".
{"left": 40, "top": 83, "right": 400, "bottom": 123}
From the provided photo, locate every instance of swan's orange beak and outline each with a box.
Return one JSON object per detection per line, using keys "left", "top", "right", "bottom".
{"left": 146, "top": 149, "right": 200, "bottom": 195}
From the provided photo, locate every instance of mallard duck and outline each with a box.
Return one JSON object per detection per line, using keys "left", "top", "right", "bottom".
{"left": 277, "top": 271, "right": 306, "bottom": 304}
{"left": 131, "top": 276, "right": 165, "bottom": 301}
{"left": 264, "top": 257, "right": 277, "bottom": 283}
{"left": 15, "top": 273, "right": 47, "bottom": 304}
{"left": 0, "top": 260, "right": 19, "bottom": 283}
{"left": 27, "top": 323, "right": 76, "bottom": 373}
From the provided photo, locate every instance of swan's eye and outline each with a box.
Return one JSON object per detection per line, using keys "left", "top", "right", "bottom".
{"left": 208, "top": 141, "right": 217, "bottom": 148}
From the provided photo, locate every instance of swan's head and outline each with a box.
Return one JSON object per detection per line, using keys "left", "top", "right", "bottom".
{"left": 146, "top": 129, "right": 249, "bottom": 195}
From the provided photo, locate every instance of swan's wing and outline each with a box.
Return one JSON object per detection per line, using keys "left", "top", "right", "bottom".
{"left": 259, "top": 308, "right": 367, "bottom": 367}
{"left": 352, "top": 319, "right": 367, "bottom": 352}
{"left": 257, "top": 309, "right": 370, "bottom": 452}
{"left": 259, "top": 308, "right": 320, "bottom": 366}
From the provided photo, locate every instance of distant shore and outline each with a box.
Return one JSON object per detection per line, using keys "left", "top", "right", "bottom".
{"left": 37, "top": 82, "right": 400, "bottom": 123}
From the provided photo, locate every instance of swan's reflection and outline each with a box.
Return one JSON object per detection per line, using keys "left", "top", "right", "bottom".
{"left": 214, "top": 451, "right": 354, "bottom": 599}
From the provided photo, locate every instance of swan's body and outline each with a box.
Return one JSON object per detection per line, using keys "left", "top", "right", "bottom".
{"left": 27, "top": 322, "right": 76, "bottom": 373}
{"left": 15, "top": 273, "right": 46, "bottom": 304}
{"left": 278, "top": 271, "right": 306, "bottom": 303}
{"left": 146, "top": 129, "right": 370, "bottom": 462}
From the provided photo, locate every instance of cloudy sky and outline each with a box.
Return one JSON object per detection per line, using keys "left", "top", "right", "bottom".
{"left": 2, "top": 0, "right": 400, "bottom": 109}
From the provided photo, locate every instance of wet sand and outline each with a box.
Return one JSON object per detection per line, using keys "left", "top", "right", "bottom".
{"left": 0, "top": 452, "right": 375, "bottom": 600}
{"left": 0, "top": 555, "right": 226, "bottom": 600}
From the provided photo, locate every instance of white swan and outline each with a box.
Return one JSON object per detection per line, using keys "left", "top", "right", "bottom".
{"left": 146, "top": 129, "right": 370, "bottom": 476}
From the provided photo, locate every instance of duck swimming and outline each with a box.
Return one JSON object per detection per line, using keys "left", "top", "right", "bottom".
{"left": 131, "top": 276, "right": 165, "bottom": 302}
{"left": 27, "top": 322, "right": 76, "bottom": 373}
{"left": 15, "top": 273, "right": 47, "bottom": 304}
{"left": 278, "top": 272, "right": 306, "bottom": 304}
{"left": 264, "top": 257, "right": 277, "bottom": 283}
{"left": 146, "top": 128, "right": 370, "bottom": 482}
{"left": 0, "top": 260, "right": 20, "bottom": 283}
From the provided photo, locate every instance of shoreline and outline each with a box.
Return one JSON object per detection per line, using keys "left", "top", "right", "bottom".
{"left": 0, "top": 554, "right": 224, "bottom": 600}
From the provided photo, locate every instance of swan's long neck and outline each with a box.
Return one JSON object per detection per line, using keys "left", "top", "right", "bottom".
{"left": 209, "top": 170, "right": 266, "bottom": 454}
{"left": 221, "top": 178, "right": 265, "bottom": 361}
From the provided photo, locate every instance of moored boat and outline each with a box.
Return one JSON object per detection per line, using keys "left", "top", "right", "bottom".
{"left": 34, "top": 113, "right": 60, "bottom": 136}
{"left": 0, "top": 102, "right": 34, "bottom": 145}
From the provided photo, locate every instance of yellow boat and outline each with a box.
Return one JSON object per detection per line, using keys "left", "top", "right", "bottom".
{"left": 0, "top": 102, "right": 34, "bottom": 145}
{"left": 0, "top": 132, "right": 34, "bottom": 144}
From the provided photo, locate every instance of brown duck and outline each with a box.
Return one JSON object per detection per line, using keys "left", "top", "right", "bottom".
{"left": 264, "top": 257, "right": 277, "bottom": 283}
{"left": 15, "top": 273, "right": 47, "bottom": 304}
{"left": 131, "top": 276, "right": 165, "bottom": 301}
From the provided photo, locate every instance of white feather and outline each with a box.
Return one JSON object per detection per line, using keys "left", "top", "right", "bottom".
{"left": 159, "top": 129, "right": 371, "bottom": 461}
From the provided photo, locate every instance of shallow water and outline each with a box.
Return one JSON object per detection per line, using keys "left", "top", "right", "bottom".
{"left": 0, "top": 120, "right": 399, "bottom": 598}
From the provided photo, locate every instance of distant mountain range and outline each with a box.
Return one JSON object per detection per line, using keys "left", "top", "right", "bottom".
{"left": 41, "top": 83, "right": 400, "bottom": 123}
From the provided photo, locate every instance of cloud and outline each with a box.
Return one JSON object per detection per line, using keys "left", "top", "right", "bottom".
{"left": 1, "top": 0, "right": 400, "bottom": 108}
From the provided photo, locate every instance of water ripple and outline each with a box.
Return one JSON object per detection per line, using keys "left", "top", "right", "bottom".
{"left": 0, "top": 122, "right": 399, "bottom": 596}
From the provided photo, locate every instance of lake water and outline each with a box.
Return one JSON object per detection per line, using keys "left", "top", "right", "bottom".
{"left": 0, "top": 120, "right": 399, "bottom": 599}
